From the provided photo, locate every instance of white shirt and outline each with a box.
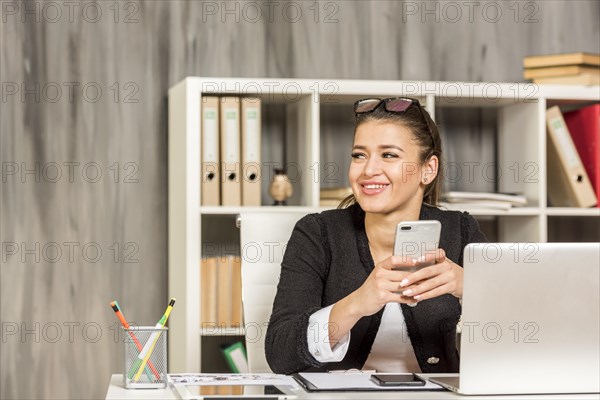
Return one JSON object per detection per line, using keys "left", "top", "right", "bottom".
{"left": 307, "top": 303, "right": 421, "bottom": 372}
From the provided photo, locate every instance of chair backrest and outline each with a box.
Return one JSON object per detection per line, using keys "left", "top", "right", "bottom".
{"left": 238, "top": 210, "right": 309, "bottom": 373}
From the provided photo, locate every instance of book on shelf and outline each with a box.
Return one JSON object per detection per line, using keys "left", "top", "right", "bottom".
{"left": 441, "top": 191, "right": 527, "bottom": 207}
{"left": 523, "top": 52, "right": 600, "bottom": 86}
{"left": 546, "top": 106, "right": 597, "bottom": 207}
{"left": 440, "top": 200, "right": 513, "bottom": 211}
{"left": 523, "top": 65, "right": 599, "bottom": 80}
{"left": 523, "top": 52, "right": 600, "bottom": 69}
{"left": 319, "top": 198, "right": 343, "bottom": 207}
{"left": 320, "top": 187, "right": 352, "bottom": 207}
{"left": 221, "top": 341, "right": 249, "bottom": 374}
{"left": 217, "top": 256, "right": 233, "bottom": 326}
{"left": 564, "top": 104, "right": 600, "bottom": 207}
{"left": 320, "top": 186, "right": 353, "bottom": 199}
{"left": 200, "top": 257, "right": 218, "bottom": 324}
{"left": 230, "top": 256, "right": 243, "bottom": 327}
{"left": 532, "top": 74, "right": 599, "bottom": 86}
{"left": 200, "top": 255, "right": 243, "bottom": 328}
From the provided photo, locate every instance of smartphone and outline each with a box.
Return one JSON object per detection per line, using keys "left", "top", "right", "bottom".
{"left": 393, "top": 220, "right": 441, "bottom": 272}
{"left": 370, "top": 373, "right": 426, "bottom": 387}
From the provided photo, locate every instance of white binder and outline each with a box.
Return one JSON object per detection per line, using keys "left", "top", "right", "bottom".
{"left": 200, "top": 97, "right": 220, "bottom": 206}
{"left": 241, "top": 98, "right": 262, "bottom": 206}
{"left": 220, "top": 97, "right": 241, "bottom": 206}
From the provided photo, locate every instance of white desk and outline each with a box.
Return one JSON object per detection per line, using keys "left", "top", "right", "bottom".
{"left": 106, "top": 375, "right": 177, "bottom": 399}
{"left": 106, "top": 374, "right": 599, "bottom": 399}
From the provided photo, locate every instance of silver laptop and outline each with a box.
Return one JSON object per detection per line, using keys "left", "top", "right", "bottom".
{"left": 430, "top": 242, "right": 600, "bottom": 395}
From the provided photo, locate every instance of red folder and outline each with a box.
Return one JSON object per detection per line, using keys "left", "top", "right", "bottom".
{"left": 564, "top": 104, "right": 600, "bottom": 207}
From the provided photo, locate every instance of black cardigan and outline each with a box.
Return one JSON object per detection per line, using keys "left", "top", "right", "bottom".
{"left": 265, "top": 203, "right": 487, "bottom": 374}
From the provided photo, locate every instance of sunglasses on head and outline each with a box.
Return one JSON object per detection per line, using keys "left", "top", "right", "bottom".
{"left": 353, "top": 97, "right": 435, "bottom": 146}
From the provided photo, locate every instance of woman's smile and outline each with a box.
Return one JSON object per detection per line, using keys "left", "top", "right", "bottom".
{"left": 360, "top": 181, "right": 390, "bottom": 195}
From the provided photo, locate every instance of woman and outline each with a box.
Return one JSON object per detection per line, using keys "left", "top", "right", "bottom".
{"left": 265, "top": 97, "right": 487, "bottom": 374}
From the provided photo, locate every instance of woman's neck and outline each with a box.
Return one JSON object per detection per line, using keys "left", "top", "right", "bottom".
{"left": 364, "top": 205, "right": 422, "bottom": 262}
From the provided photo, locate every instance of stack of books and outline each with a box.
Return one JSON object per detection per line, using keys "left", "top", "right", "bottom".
{"left": 523, "top": 52, "right": 600, "bottom": 85}
{"left": 200, "top": 255, "right": 243, "bottom": 330}
{"left": 441, "top": 192, "right": 527, "bottom": 211}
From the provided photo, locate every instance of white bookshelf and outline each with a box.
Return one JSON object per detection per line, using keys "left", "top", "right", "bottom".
{"left": 168, "top": 78, "right": 599, "bottom": 372}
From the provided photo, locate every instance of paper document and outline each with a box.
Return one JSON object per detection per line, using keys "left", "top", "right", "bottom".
{"left": 440, "top": 201, "right": 513, "bottom": 211}
{"left": 169, "top": 373, "right": 296, "bottom": 386}
{"left": 442, "top": 191, "right": 527, "bottom": 206}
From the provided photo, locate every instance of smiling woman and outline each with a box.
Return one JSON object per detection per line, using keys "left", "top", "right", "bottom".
{"left": 265, "top": 97, "right": 487, "bottom": 375}
{"left": 343, "top": 97, "right": 442, "bottom": 211}
{"left": 350, "top": 121, "right": 435, "bottom": 216}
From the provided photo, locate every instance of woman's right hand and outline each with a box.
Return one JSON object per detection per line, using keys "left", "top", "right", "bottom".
{"left": 350, "top": 255, "right": 430, "bottom": 317}
{"left": 328, "top": 255, "right": 441, "bottom": 347}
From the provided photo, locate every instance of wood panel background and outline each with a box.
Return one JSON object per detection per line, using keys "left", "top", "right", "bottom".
{"left": 1, "top": 1, "right": 598, "bottom": 398}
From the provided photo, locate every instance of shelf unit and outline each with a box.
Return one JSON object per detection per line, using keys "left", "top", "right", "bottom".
{"left": 168, "top": 78, "right": 599, "bottom": 372}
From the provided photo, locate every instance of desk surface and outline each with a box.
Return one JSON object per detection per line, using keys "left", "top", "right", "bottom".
{"left": 106, "top": 374, "right": 599, "bottom": 400}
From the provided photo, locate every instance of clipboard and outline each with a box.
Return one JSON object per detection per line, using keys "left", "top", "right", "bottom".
{"left": 292, "top": 372, "right": 445, "bottom": 392}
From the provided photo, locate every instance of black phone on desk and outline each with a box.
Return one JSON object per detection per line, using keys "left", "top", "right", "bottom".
{"left": 370, "top": 373, "right": 426, "bottom": 387}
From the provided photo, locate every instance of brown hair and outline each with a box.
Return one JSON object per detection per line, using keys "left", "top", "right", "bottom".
{"left": 339, "top": 101, "right": 443, "bottom": 208}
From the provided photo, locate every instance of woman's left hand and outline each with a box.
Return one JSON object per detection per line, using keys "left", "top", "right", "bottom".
{"left": 398, "top": 249, "right": 463, "bottom": 302}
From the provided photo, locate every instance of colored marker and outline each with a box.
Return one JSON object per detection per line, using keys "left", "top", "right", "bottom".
{"left": 110, "top": 301, "right": 159, "bottom": 381}
{"left": 129, "top": 298, "right": 176, "bottom": 380}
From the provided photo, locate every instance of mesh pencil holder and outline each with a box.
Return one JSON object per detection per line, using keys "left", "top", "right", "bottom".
{"left": 123, "top": 326, "right": 168, "bottom": 389}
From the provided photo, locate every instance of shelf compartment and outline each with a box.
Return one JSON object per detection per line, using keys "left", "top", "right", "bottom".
{"left": 547, "top": 216, "right": 600, "bottom": 242}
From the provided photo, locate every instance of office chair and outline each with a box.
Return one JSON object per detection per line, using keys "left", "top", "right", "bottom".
{"left": 238, "top": 210, "right": 309, "bottom": 373}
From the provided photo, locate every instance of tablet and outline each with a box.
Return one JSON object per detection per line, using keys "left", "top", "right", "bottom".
{"left": 172, "top": 384, "right": 297, "bottom": 400}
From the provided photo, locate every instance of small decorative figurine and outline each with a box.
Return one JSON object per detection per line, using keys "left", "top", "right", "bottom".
{"left": 269, "top": 168, "right": 293, "bottom": 206}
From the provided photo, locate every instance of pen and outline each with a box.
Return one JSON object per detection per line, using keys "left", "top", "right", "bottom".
{"left": 132, "top": 298, "right": 176, "bottom": 381}
{"left": 129, "top": 298, "right": 176, "bottom": 380}
{"left": 110, "top": 301, "right": 159, "bottom": 381}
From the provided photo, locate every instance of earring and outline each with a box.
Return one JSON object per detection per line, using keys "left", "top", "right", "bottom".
{"left": 423, "top": 177, "right": 429, "bottom": 184}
